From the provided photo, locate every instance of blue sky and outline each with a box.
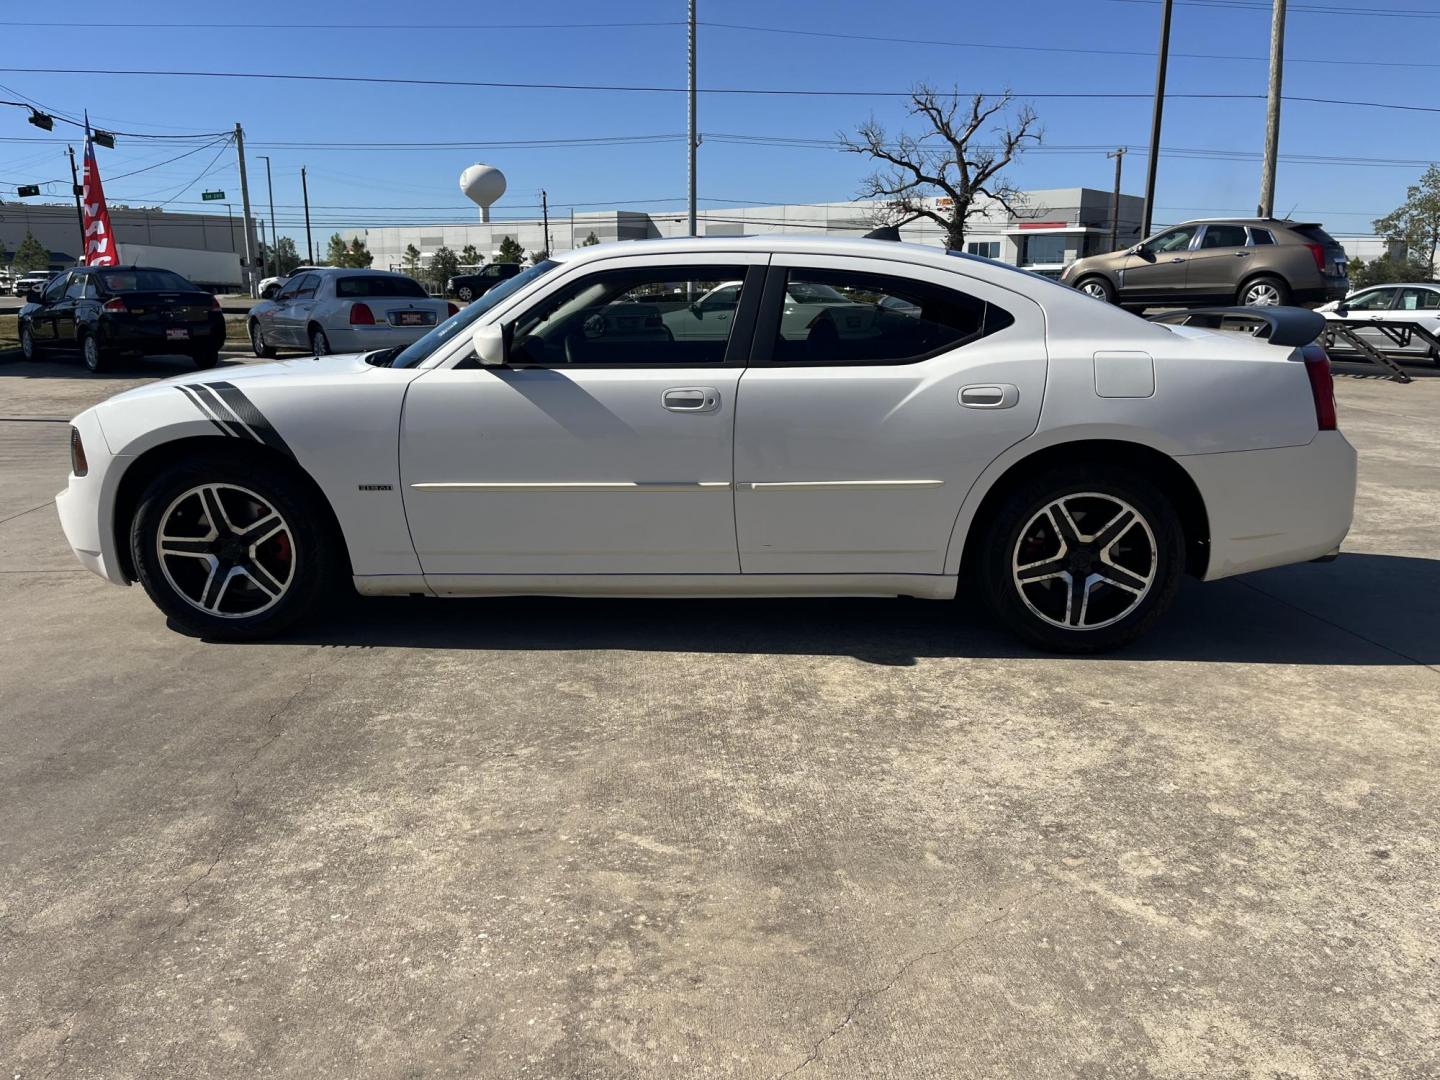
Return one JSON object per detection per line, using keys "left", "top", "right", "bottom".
{"left": 2, "top": 0, "right": 1437, "bottom": 245}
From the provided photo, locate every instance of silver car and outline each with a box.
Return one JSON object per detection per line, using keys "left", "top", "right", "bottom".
{"left": 247, "top": 268, "right": 454, "bottom": 357}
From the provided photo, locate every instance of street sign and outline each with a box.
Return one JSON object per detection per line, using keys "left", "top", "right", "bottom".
{"left": 17, "top": 185, "right": 40, "bottom": 197}
{"left": 201, "top": 190, "right": 226, "bottom": 201}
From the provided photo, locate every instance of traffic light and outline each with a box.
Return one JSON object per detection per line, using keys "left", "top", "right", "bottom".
{"left": 26, "top": 110, "right": 53, "bottom": 131}
{"left": 92, "top": 130, "right": 115, "bottom": 149}
{"left": 17, "top": 184, "right": 40, "bottom": 197}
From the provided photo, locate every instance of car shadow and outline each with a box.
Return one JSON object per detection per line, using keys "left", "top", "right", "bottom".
{"left": 0, "top": 354, "right": 249, "bottom": 380}
{"left": 217, "top": 552, "right": 1439, "bottom": 667}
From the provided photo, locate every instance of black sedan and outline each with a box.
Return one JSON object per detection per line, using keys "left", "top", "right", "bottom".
{"left": 446, "top": 262, "right": 522, "bottom": 302}
{"left": 19, "top": 266, "right": 227, "bottom": 373}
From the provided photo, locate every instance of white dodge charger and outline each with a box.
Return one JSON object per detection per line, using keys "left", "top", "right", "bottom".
{"left": 55, "top": 236, "right": 1355, "bottom": 652}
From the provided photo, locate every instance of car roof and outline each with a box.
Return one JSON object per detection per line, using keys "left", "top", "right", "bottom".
{"left": 1354, "top": 282, "right": 1440, "bottom": 289}
{"left": 1174, "top": 217, "right": 1319, "bottom": 228}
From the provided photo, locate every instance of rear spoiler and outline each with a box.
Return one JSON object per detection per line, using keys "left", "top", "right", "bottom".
{"left": 1147, "top": 306, "right": 1325, "bottom": 348}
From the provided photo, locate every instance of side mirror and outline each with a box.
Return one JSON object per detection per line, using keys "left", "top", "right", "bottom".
{"left": 25, "top": 288, "right": 42, "bottom": 304}
{"left": 1335, "top": 303, "right": 1349, "bottom": 316}
{"left": 471, "top": 322, "right": 508, "bottom": 367}
{"left": 689, "top": 301, "right": 703, "bottom": 318}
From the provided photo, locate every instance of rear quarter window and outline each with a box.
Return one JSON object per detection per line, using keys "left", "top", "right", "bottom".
{"left": 1291, "top": 225, "right": 1338, "bottom": 245}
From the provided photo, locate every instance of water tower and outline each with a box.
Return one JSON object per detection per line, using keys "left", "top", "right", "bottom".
{"left": 459, "top": 164, "right": 506, "bottom": 223}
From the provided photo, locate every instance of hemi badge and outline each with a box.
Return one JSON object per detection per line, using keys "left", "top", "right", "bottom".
{"left": 358, "top": 483, "right": 393, "bottom": 492}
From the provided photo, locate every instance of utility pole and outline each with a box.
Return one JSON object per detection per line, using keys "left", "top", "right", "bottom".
{"left": 66, "top": 145, "right": 84, "bottom": 259}
{"left": 301, "top": 166, "right": 314, "bottom": 264}
{"left": 1106, "top": 147, "right": 1127, "bottom": 252}
{"left": 540, "top": 189, "right": 551, "bottom": 255}
{"left": 225, "top": 203, "right": 235, "bottom": 253}
{"left": 1258, "top": 0, "right": 1286, "bottom": 218}
{"left": 1140, "top": 0, "right": 1173, "bottom": 238}
{"left": 234, "top": 122, "right": 258, "bottom": 297}
{"left": 258, "top": 154, "right": 278, "bottom": 277}
{"left": 687, "top": 0, "right": 698, "bottom": 237}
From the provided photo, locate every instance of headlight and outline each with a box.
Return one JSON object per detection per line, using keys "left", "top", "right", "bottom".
{"left": 70, "top": 427, "right": 88, "bottom": 477}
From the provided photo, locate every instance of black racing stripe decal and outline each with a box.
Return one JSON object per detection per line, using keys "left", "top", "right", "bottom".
{"left": 189, "top": 383, "right": 264, "bottom": 445}
{"left": 206, "top": 382, "right": 295, "bottom": 459}
{"left": 175, "top": 383, "right": 246, "bottom": 439}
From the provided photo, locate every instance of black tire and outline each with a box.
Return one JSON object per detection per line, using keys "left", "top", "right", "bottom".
{"left": 130, "top": 455, "right": 335, "bottom": 640}
{"left": 80, "top": 331, "right": 112, "bottom": 374}
{"left": 309, "top": 326, "right": 331, "bottom": 356}
{"left": 249, "top": 319, "right": 276, "bottom": 359}
{"left": 191, "top": 346, "right": 221, "bottom": 369}
{"left": 977, "top": 466, "right": 1185, "bottom": 653}
{"left": 457, "top": 286, "right": 474, "bottom": 302}
{"left": 19, "top": 322, "right": 38, "bottom": 360}
{"left": 1075, "top": 276, "right": 1116, "bottom": 304}
{"left": 1238, "top": 274, "right": 1291, "bottom": 308}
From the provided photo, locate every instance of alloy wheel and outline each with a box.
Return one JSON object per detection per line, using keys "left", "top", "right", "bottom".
{"left": 250, "top": 322, "right": 265, "bottom": 355}
{"left": 1011, "top": 492, "right": 1157, "bottom": 631}
{"left": 83, "top": 335, "right": 101, "bottom": 371}
{"left": 20, "top": 325, "right": 34, "bottom": 359}
{"left": 458, "top": 287, "right": 473, "bottom": 302}
{"left": 155, "top": 483, "right": 296, "bottom": 618}
{"left": 1244, "top": 282, "right": 1282, "bottom": 306}
{"left": 1080, "top": 281, "right": 1108, "bottom": 301}
{"left": 311, "top": 329, "right": 328, "bottom": 356}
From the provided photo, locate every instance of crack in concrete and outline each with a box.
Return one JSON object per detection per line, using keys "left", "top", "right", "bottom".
{"left": 33, "top": 651, "right": 343, "bottom": 1079}
{"left": 773, "top": 886, "right": 1054, "bottom": 1078}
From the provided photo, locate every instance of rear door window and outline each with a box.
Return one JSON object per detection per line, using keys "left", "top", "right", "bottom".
{"left": 1396, "top": 287, "right": 1440, "bottom": 311}
{"left": 757, "top": 268, "right": 1013, "bottom": 366}
{"left": 1199, "top": 224, "right": 1248, "bottom": 249}
{"left": 291, "top": 274, "right": 320, "bottom": 300}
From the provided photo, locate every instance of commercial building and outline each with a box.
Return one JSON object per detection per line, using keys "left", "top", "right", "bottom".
{"left": 341, "top": 188, "right": 1147, "bottom": 279}
{"left": 0, "top": 202, "right": 245, "bottom": 289}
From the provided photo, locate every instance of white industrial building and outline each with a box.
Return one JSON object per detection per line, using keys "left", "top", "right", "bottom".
{"left": 340, "top": 188, "right": 1147, "bottom": 279}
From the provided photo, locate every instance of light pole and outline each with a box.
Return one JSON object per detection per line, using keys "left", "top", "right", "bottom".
{"left": 1140, "top": 0, "right": 1173, "bottom": 238}
{"left": 258, "top": 154, "right": 278, "bottom": 277}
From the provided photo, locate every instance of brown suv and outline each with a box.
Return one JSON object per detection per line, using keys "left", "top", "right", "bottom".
{"left": 1060, "top": 218, "right": 1349, "bottom": 310}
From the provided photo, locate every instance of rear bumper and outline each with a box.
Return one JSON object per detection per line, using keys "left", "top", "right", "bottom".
{"left": 1181, "top": 431, "right": 1357, "bottom": 581}
{"left": 98, "top": 313, "right": 226, "bottom": 353}
{"left": 325, "top": 324, "right": 434, "bottom": 353}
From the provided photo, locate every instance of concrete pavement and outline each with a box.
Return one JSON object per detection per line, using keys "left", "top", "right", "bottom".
{"left": 1, "top": 351, "right": 1437, "bottom": 1078}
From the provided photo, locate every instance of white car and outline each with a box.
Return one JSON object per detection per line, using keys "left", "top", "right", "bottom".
{"left": 55, "top": 236, "right": 1355, "bottom": 652}
{"left": 257, "top": 266, "right": 323, "bottom": 300}
{"left": 247, "top": 268, "right": 454, "bottom": 358}
{"left": 1317, "top": 283, "right": 1440, "bottom": 364}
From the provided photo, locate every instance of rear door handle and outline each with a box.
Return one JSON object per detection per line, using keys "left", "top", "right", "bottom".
{"left": 1234, "top": 251, "right": 1252, "bottom": 257}
{"left": 663, "top": 386, "right": 720, "bottom": 413}
{"left": 960, "top": 383, "right": 1020, "bottom": 409}
{"left": 1170, "top": 257, "right": 1186, "bottom": 264}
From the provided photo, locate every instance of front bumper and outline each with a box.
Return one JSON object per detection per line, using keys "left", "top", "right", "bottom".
{"left": 1181, "top": 431, "right": 1357, "bottom": 581}
{"left": 54, "top": 409, "right": 131, "bottom": 586}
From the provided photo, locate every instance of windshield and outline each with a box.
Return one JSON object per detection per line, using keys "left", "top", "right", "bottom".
{"left": 381, "top": 260, "right": 557, "bottom": 368}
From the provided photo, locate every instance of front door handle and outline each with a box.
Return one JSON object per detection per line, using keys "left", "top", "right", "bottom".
{"left": 1234, "top": 250, "right": 1252, "bottom": 257}
{"left": 959, "top": 383, "right": 1020, "bottom": 409}
{"left": 1170, "top": 257, "right": 1186, "bottom": 264}
{"left": 662, "top": 386, "right": 720, "bottom": 413}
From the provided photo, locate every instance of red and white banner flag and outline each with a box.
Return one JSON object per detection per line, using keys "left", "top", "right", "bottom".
{"left": 81, "top": 130, "right": 118, "bottom": 266}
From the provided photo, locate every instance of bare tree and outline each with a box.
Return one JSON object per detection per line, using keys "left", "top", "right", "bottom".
{"left": 841, "top": 85, "right": 1041, "bottom": 251}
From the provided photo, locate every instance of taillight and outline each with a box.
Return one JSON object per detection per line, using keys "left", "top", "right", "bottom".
{"left": 70, "top": 427, "right": 88, "bottom": 477}
{"left": 102, "top": 297, "right": 126, "bottom": 313}
{"left": 210, "top": 295, "right": 222, "bottom": 310}
{"left": 1301, "top": 344, "right": 1337, "bottom": 431}
{"left": 1304, "top": 243, "right": 1326, "bottom": 272}
{"left": 447, "top": 302, "right": 459, "bottom": 317}
{"left": 349, "top": 302, "right": 375, "bottom": 325}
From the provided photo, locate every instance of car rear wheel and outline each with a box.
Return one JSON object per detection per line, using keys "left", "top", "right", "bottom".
{"left": 81, "top": 332, "right": 112, "bottom": 374}
{"left": 249, "top": 320, "right": 276, "bottom": 359}
{"left": 1076, "top": 276, "right": 1115, "bottom": 304}
{"left": 20, "top": 323, "right": 38, "bottom": 360}
{"left": 457, "top": 286, "right": 474, "bottom": 302}
{"left": 309, "top": 326, "right": 330, "bottom": 356}
{"left": 978, "top": 467, "right": 1184, "bottom": 653}
{"left": 130, "top": 458, "right": 334, "bottom": 640}
{"left": 1239, "top": 275, "right": 1290, "bottom": 307}
{"left": 191, "top": 346, "right": 221, "bottom": 369}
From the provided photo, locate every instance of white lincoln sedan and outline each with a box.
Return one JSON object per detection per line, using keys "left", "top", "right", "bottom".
{"left": 247, "top": 267, "right": 456, "bottom": 358}
{"left": 56, "top": 236, "right": 1355, "bottom": 651}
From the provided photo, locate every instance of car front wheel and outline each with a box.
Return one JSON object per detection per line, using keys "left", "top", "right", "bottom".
{"left": 457, "top": 286, "right": 474, "bottom": 302}
{"left": 20, "top": 323, "right": 37, "bottom": 360}
{"left": 978, "top": 467, "right": 1184, "bottom": 653}
{"left": 130, "top": 458, "right": 335, "bottom": 640}
{"left": 1076, "top": 276, "right": 1115, "bottom": 304}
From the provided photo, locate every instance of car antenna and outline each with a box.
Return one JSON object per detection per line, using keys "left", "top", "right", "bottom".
{"left": 862, "top": 224, "right": 902, "bottom": 242}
